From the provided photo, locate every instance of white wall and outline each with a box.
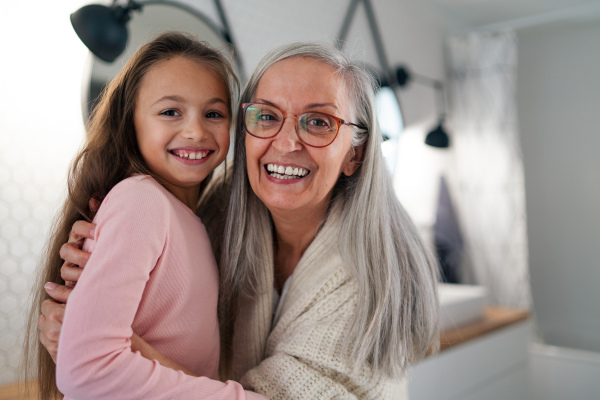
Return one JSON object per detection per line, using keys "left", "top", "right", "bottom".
{"left": 517, "top": 19, "right": 600, "bottom": 352}
{"left": 0, "top": 0, "right": 88, "bottom": 385}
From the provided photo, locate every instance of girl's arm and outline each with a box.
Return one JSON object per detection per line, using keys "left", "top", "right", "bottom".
{"left": 130, "top": 333, "right": 199, "bottom": 377}
{"left": 41, "top": 223, "right": 200, "bottom": 378}
{"left": 54, "top": 179, "right": 266, "bottom": 400}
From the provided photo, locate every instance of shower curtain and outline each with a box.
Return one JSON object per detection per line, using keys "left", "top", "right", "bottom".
{"left": 446, "top": 31, "right": 531, "bottom": 308}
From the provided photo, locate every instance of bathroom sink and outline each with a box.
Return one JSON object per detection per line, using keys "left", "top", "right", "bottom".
{"left": 438, "top": 283, "right": 488, "bottom": 332}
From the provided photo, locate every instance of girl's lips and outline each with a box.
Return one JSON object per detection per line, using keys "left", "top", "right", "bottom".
{"left": 169, "top": 149, "right": 214, "bottom": 165}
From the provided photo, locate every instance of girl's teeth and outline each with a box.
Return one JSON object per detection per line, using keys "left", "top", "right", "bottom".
{"left": 173, "top": 150, "right": 208, "bottom": 160}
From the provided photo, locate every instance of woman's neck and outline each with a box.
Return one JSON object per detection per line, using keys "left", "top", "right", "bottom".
{"left": 270, "top": 203, "right": 328, "bottom": 293}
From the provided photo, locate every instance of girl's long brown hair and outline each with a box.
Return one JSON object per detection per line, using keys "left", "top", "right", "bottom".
{"left": 22, "top": 31, "right": 238, "bottom": 399}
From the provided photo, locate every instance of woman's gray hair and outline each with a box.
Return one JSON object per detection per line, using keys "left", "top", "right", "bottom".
{"left": 221, "top": 41, "right": 439, "bottom": 379}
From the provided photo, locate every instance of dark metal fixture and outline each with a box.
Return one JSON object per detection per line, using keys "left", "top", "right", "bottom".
{"left": 395, "top": 65, "right": 450, "bottom": 148}
{"left": 70, "top": 0, "right": 244, "bottom": 76}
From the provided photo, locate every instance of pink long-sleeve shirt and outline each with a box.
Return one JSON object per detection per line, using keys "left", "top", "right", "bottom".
{"left": 56, "top": 175, "right": 265, "bottom": 400}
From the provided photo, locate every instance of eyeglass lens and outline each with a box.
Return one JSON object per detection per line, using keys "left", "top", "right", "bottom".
{"left": 244, "top": 103, "right": 339, "bottom": 147}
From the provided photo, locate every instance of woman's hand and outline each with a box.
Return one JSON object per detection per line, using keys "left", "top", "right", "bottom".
{"left": 38, "top": 220, "right": 96, "bottom": 362}
{"left": 38, "top": 297, "right": 65, "bottom": 363}
{"left": 59, "top": 220, "right": 96, "bottom": 287}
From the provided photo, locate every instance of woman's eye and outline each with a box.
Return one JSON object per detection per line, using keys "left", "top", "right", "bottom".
{"left": 308, "top": 117, "right": 330, "bottom": 127}
{"left": 161, "top": 109, "right": 180, "bottom": 117}
{"left": 259, "top": 113, "right": 278, "bottom": 121}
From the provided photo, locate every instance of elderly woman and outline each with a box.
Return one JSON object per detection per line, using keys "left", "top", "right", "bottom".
{"left": 38, "top": 42, "right": 439, "bottom": 399}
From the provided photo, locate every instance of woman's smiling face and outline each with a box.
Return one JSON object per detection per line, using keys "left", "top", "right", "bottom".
{"left": 245, "top": 57, "right": 358, "bottom": 218}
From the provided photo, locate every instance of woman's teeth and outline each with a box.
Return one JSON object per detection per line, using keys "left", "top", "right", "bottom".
{"left": 171, "top": 150, "right": 209, "bottom": 160}
{"left": 266, "top": 163, "right": 309, "bottom": 180}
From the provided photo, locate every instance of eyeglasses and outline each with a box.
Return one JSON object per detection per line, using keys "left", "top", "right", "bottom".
{"left": 241, "top": 102, "right": 366, "bottom": 148}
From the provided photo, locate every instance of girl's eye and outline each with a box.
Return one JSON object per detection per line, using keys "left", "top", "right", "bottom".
{"left": 206, "top": 111, "right": 225, "bottom": 119}
{"left": 161, "top": 109, "right": 180, "bottom": 117}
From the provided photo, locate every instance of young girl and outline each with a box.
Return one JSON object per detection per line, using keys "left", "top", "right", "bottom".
{"left": 24, "top": 32, "right": 265, "bottom": 400}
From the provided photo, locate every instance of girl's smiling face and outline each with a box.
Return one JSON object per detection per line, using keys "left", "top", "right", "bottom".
{"left": 245, "top": 57, "right": 359, "bottom": 219}
{"left": 134, "top": 56, "right": 230, "bottom": 207}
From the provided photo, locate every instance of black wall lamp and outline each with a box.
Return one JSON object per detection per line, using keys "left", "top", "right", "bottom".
{"left": 70, "top": 0, "right": 243, "bottom": 74}
{"left": 396, "top": 65, "right": 450, "bottom": 148}
{"left": 336, "top": 0, "right": 450, "bottom": 148}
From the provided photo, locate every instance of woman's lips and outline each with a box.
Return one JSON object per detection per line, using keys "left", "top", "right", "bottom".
{"left": 264, "top": 163, "right": 310, "bottom": 180}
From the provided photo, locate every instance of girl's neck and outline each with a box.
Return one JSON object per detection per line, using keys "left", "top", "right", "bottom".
{"left": 270, "top": 203, "right": 328, "bottom": 293}
{"left": 160, "top": 179, "right": 201, "bottom": 211}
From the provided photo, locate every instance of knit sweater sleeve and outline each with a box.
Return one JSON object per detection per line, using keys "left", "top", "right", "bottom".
{"left": 240, "top": 268, "right": 394, "bottom": 400}
{"left": 56, "top": 177, "right": 266, "bottom": 400}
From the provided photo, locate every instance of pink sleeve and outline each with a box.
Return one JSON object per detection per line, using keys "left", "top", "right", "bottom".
{"left": 56, "top": 179, "right": 267, "bottom": 400}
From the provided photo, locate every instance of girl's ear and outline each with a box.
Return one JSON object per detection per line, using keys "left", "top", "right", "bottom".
{"left": 342, "top": 143, "right": 366, "bottom": 176}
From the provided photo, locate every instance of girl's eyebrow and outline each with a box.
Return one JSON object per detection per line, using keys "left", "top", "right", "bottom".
{"left": 207, "top": 97, "right": 227, "bottom": 105}
{"left": 152, "top": 95, "right": 184, "bottom": 106}
{"left": 152, "top": 96, "right": 227, "bottom": 106}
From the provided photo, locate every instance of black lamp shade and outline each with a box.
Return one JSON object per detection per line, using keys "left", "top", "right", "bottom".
{"left": 425, "top": 122, "right": 450, "bottom": 148}
{"left": 70, "top": 4, "right": 128, "bottom": 62}
{"left": 395, "top": 66, "right": 411, "bottom": 87}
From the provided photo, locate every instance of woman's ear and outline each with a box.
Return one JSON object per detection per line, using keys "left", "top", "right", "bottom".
{"left": 343, "top": 143, "right": 366, "bottom": 176}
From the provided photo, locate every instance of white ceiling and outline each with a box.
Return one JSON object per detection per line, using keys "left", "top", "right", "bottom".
{"left": 430, "top": 0, "right": 600, "bottom": 30}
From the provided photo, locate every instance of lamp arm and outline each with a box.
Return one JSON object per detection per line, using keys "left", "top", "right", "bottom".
{"left": 130, "top": 0, "right": 245, "bottom": 80}
{"left": 402, "top": 70, "right": 446, "bottom": 117}
{"left": 337, "top": 0, "right": 360, "bottom": 48}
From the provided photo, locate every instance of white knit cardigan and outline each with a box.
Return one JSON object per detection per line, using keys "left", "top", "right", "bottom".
{"left": 227, "top": 203, "right": 407, "bottom": 399}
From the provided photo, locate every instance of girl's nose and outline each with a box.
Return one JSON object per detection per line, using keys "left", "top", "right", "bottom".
{"left": 182, "top": 115, "right": 207, "bottom": 141}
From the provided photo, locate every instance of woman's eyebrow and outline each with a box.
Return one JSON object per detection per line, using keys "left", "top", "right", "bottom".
{"left": 306, "top": 102, "right": 339, "bottom": 112}
{"left": 255, "top": 99, "right": 338, "bottom": 112}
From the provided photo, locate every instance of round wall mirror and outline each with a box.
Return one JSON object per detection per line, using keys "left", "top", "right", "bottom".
{"left": 82, "top": 1, "right": 242, "bottom": 120}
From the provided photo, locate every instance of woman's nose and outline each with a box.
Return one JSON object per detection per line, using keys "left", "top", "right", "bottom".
{"left": 271, "top": 117, "right": 302, "bottom": 152}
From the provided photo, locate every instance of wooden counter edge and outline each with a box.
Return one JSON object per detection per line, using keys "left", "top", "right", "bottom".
{"left": 433, "top": 306, "right": 530, "bottom": 354}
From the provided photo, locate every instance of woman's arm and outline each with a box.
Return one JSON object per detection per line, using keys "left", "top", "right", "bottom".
{"left": 39, "top": 221, "right": 95, "bottom": 361}
{"left": 239, "top": 269, "right": 400, "bottom": 400}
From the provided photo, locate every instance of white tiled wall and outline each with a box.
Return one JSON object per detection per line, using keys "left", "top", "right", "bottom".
{"left": 0, "top": 0, "right": 88, "bottom": 384}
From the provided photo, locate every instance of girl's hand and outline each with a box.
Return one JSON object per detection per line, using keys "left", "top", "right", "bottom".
{"left": 131, "top": 333, "right": 199, "bottom": 377}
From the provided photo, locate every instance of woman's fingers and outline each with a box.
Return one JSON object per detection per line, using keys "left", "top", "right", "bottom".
{"left": 61, "top": 264, "right": 83, "bottom": 283}
{"left": 68, "top": 220, "right": 96, "bottom": 243}
{"left": 44, "top": 283, "right": 73, "bottom": 303}
{"left": 59, "top": 242, "right": 91, "bottom": 268}
{"left": 38, "top": 317, "right": 58, "bottom": 363}
{"left": 39, "top": 299, "right": 66, "bottom": 363}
